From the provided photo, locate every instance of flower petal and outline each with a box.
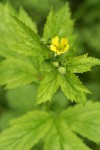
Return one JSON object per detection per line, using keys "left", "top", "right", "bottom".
{"left": 50, "top": 45, "right": 57, "bottom": 52}
{"left": 61, "top": 38, "right": 68, "bottom": 46}
{"left": 52, "top": 36, "right": 59, "bottom": 46}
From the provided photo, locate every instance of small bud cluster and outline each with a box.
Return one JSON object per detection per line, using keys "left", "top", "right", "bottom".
{"left": 52, "top": 61, "right": 66, "bottom": 75}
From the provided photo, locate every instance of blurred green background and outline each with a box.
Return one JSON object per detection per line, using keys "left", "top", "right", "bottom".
{"left": 0, "top": 0, "right": 100, "bottom": 149}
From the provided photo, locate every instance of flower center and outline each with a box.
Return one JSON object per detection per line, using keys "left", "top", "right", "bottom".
{"left": 57, "top": 44, "right": 66, "bottom": 51}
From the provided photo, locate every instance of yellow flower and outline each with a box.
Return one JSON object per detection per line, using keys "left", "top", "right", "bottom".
{"left": 50, "top": 36, "right": 70, "bottom": 55}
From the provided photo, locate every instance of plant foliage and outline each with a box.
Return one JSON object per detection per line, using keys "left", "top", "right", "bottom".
{"left": 0, "top": 3, "right": 99, "bottom": 104}
{"left": 0, "top": 102, "right": 100, "bottom": 150}
{"left": 0, "top": 2, "right": 100, "bottom": 150}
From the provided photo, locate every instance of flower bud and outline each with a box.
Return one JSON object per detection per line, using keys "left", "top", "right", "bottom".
{"left": 52, "top": 61, "right": 59, "bottom": 68}
{"left": 58, "top": 66, "right": 66, "bottom": 75}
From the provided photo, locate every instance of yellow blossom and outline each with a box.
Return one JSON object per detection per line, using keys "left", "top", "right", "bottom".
{"left": 50, "top": 36, "right": 70, "bottom": 55}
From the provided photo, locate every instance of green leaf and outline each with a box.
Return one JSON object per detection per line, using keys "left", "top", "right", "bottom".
{"left": 18, "top": 7, "right": 38, "bottom": 33}
{"left": 11, "top": 16, "right": 45, "bottom": 57}
{"left": 0, "top": 59, "right": 39, "bottom": 89}
{"left": 0, "top": 111, "right": 52, "bottom": 150}
{"left": 43, "top": 9, "right": 56, "bottom": 40}
{"left": 43, "top": 3, "right": 74, "bottom": 43}
{"left": 1, "top": 102, "right": 100, "bottom": 150}
{"left": 66, "top": 54, "right": 100, "bottom": 73}
{"left": 0, "top": 107, "right": 93, "bottom": 150}
{"left": 0, "top": 3, "right": 18, "bottom": 58}
{"left": 37, "top": 69, "right": 90, "bottom": 104}
{"left": 61, "top": 101, "right": 100, "bottom": 144}
{"left": 44, "top": 119, "right": 91, "bottom": 150}
{"left": 59, "top": 73, "right": 90, "bottom": 103}
{"left": 36, "top": 70, "right": 59, "bottom": 104}
{"left": 0, "top": 3, "right": 44, "bottom": 58}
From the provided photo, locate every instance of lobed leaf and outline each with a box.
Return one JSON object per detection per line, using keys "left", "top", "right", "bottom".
{"left": 36, "top": 70, "right": 59, "bottom": 104}
{"left": 0, "top": 3, "right": 41, "bottom": 58}
{"left": 0, "top": 111, "right": 52, "bottom": 150}
{"left": 18, "top": 7, "right": 38, "bottom": 33}
{"left": 1, "top": 102, "right": 100, "bottom": 149}
{"left": 0, "top": 3, "right": 18, "bottom": 58}
{"left": 0, "top": 59, "right": 39, "bottom": 89}
{"left": 43, "top": 3, "right": 75, "bottom": 43}
{"left": 59, "top": 73, "right": 90, "bottom": 103}
{"left": 66, "top": 54, "right": 100, "bottom": 73}
{"left": 44, "top": 119, "right": 91, "bottom": 150}
{"left": 61, "top": 101, "right": 100, "bottom": 144}
{"left": 11, "top": 16, "right": 45, "bottom": 57}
